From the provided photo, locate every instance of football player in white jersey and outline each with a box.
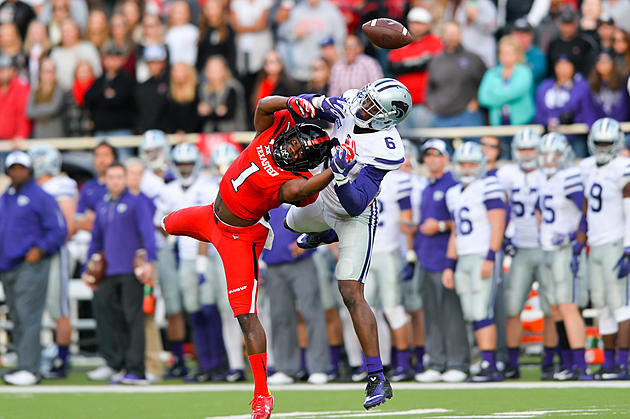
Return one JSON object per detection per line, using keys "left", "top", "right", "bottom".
{"left": 536, "top": 133, "right": 591, "bottom": 380}
{"left": 284, "top": 78, "right": 412, "bottom": 409}
{"left": 579, "top": 118, "right": 630, "bottom": 380}
{"left": 442, "top": 142, "right": 506, "bottom": 382}
{"left": 29, "top": 145, "right": 78, "bottom": 379}
{"left": 497, "top": 128, "right": 559, "bottom": 380}
{"left": 155, "top": 143, "right": 225, "bottom": 382}
{"left": 139, "top": 130, "right": 188, "bottom": 379}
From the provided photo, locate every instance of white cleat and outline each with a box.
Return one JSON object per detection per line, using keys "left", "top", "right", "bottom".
{"left": 86, "top": 365, "right": 115, "bottom": 381}
{"left": 267, "top": 372, "right": 294, "bottom": 385}
{"left": 2, "top": 370, "right": 40, "bottom": 386}
{"left": 440, "top": 369, "right": 468, "bottom": 383}
{"left": 307, "top": 372, "right": 328, "bottom": 384}
{"left": 415, "top": 368, "right": 442, "bottom": 383}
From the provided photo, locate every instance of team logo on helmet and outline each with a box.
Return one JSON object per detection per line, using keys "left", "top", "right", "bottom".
{"left": 392, "top": 100, "right": 410, "bottom": 119}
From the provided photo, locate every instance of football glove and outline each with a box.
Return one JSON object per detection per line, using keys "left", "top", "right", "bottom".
{"left": 321, "top": 96, "right": 348, "bottom": 120}
{"left": 570, "top": 234, "right": 584, "bottom": 277}
{"left": 330, "top": 145, "right": 357, "bottom": 185}
{"left": 400, "top": 250, "right": 417, "bottom": 282}
{"left": 614, "top": 247, "right": 630, "bottom": 279}
{"left": 502, "top": 237, "right": 516, "bottom": 257}
{"left": 287, "top": 97, "right": 316, "bottom": 118}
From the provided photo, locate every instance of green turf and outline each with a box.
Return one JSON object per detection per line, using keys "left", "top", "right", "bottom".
{"left": 0, "top": 388, "right": 628, "bottom": 419}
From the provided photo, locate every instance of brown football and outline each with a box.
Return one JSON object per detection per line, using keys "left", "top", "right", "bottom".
{"left": 362, "top": 18, "right": 413, "bottom": 50}
{"left": 85, "top": 251, "right": 106, "bottom": 286}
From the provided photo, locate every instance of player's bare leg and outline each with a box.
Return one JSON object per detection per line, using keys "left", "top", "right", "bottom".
{"left": 163, "top": 312, "right": 187, "bottom": 378}
{"left": 48, "top": 317, "right": 71, "bottom": 378}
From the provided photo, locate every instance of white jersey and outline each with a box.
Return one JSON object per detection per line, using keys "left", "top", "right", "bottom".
{"left": 410, "top": 173, "right": 428, "bottom": 225}
{"left": 318, "top": 90, "right": 406, "bottom": 217}
{"left": 42, "top": 175, "right": 78, "bottom": 201}
{"left": 446, "top": 176, "right": 505, "bottom": 256}
{"left": 497, "top": 164, "right": 546, "bottom": 248}
{"left": 140, "top": 169, "right": 168, "bottom": 249}
{"left": 579, "top": 156, "right": 630, "bottom": 246}
{"left": 156, "top": 176, "right": 219, "bottom": 260}
{"left": 373, "top": 171, "right": 412, "bottom": 253}
{"left": 538, "top": 166, "right": 583, "bottom": 251}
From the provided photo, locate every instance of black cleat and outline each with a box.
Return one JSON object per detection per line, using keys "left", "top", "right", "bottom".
{"left": 363, "top": 376, "right": 393, "bottom": 410}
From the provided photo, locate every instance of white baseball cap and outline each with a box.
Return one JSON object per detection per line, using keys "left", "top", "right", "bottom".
{"left": 408, "top": 7, "right": 432, "bottom": 24}
{"left": 420, "top": 138, "right": 448, "bottom": 156}
{"left": 5, "top": 151, "right": 31, "bottom": 170}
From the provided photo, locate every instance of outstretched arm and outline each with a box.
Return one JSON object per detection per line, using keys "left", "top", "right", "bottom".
{"left": 278, "top": 168, "right": 334, "bottom": 203}
{"left": 254, "top": 95, "right": 315, "bottom": 134}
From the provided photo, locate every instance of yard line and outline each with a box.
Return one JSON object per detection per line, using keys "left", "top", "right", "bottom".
{"left": 211, "top": 408, "right": 451, "bottom": 419}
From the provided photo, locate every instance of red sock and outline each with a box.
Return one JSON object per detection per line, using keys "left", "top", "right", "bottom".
{"left": 248, "top": 353, "right": 269, "bottom": 396}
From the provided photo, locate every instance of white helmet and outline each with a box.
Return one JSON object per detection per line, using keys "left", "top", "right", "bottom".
{"left": 349, "top": 78, "right": 412, "bottom": 130}
{"left": 588, "top": 117, "right": 624, "bottom": 165}
{"left": 453, "top": 141, "right": 487, "bottom": 185}
{"left": 210, "top": 142, "right": 240, "bottom": 176}
{"left": 29, "top": 145, "right": 61, "bottom": 179}
{"left": 171, "top": 143, "right": 201, "bottom": 187}
{"left": 538, "top": 133, "right": 573, "bottom": 177}
{"left": 512, "top": 127, "right": 541, "bottom": 171}
{"left": 140, "top": 130, "right": 170, "bottom": 172}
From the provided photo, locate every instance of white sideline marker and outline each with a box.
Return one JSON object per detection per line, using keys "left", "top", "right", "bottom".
{"left": 211, "top": 408, "right": 450, "bottom": 419}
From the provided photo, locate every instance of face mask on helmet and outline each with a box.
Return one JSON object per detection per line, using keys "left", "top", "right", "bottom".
{"left": 142, "top": 147, "right": 168, "bottom": 172}
{"left": 272, "top": 124, "right": 331, "bottom": 172}
{"left": 514, "top": 148, "right": 538, "bottom": 170}
{"left": 29, "top": 145, "right": 61, "bottom": 179}
{"left": 588, "top": 118, "right": 623, "bottom": 165}
{"left": 349, "top": 79, "right": 411, "bottom": 130}
{"left": 171, "top": 144, "right": 200, "bottom": 187}
{"left": 538, "top": 151, "right": 560, "bottom": 177}
{"left": 455, "top": 162, "right": 482, "bottom": 185}
{"left": 210, "top": 144, "right": 240, "bottom": 176}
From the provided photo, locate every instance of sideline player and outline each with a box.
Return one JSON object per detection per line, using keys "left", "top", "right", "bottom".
{"left": 162, "top": 95, "right": 335, "bottom": 418}
{"left": 29, "top": 145, "right": 78, "bottom": 379}
{"left": 442, "top": 142, "right": 506, "bottom": 381}
{"left": 579, "top": 118, "right": 630, "bottom": 380}
{"left": 286, "top": 78, "right": 413, "bottom": 408}
{"left": 536, "top": 133, "right": 591, "bottom": 380}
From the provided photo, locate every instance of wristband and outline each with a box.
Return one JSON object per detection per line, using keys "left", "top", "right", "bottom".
{"left": 196, "top": 255, "right": 209, "bottom": 274}
{"left": 405, "top": 249, "right": 417, "bottom": 263}
{"left": 446, "top": 257, "right": 457, "bottom": 271}
{"left": 438, "top": 221, "right": 446, "bottom": 233}
{"left": 485, "top": 249, "right": 496, "bottom": 261}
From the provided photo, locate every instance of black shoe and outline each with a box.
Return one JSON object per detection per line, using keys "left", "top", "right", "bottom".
{"left": 470, "top": 361, "right": 502, "bottom": 382}
{"left": 389, "top": 367, "right": 414, "bottom": 382}
{"left": 183, "top": 370, "right": 217, "bottom": 383}
{"left": 555, "top": 367, "right": 593, "bottom": 381}
{"left": 503, "top": 364, "right": 520, "bottom": 380}
{"left": 225, "top": 369, "right": 246, "bottom": 382}
{"left": 163, "top": 361, "right": 188, "bottom": 379}
{"left": 540, "top": 365, "right": 556, "bottom": 381}
{"left": 296, "top": 230, "right": 339, "bottom": 249}
{"left": 363, "top": 376, "right": 393, "bottom": 410}
{"left": 43, "top": 358, "right": 68, "bottom": 379}
{"left": 593, "top": 365, "right": 627, "bottom": 380}
{"left": 295, "top": 368, "right": 309, "bottom": 382}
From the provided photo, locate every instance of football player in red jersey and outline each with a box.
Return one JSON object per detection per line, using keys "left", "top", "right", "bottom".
{"left": 162, "top": 96, "right": 347, "bottom": 419}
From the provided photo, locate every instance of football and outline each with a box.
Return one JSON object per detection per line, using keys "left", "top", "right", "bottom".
{"left": 85, "top": 251, "right": 106, "bottom": 286}
{"left": 362, "top": 18, "right": 413, "bottom": 50}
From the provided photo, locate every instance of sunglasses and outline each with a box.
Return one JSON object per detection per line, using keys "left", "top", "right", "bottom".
{"left": 480, "top": 142, "right": 500, "bottom": 149}
{"left": 424, "top": 150, "right": 443, "bottom": 157}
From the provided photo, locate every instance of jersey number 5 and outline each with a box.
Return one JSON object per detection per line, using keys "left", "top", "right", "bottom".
{"left": 231, "top": 162, "right": 260, "bottom": 192}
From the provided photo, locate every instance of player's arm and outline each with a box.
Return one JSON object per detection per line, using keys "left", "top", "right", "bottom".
{"left": 254, "top": 95, "right": 315, "bottom": 134}
{"left": 58, "top": 197, "right": 78, "bottom": 239}
{"left": 278, "top": 168, "right": 334, "bottom": 203}
{"left": 442, "top": 227, "right": 457, "bottom": 290}
{"left": 298, "top": 94, "right": 347, "bottom": 123}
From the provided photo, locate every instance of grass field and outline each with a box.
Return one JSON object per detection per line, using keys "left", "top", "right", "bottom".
{"left": 1, "top": 369, "right": 629, "bottom": 419}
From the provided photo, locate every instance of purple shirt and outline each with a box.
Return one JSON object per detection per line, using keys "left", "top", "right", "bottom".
{"left": 0, "top": 179, "right": 67, "bottom": 271}
{"left": 534, "top": 75, "right": 590, "bottom": 126}
{"left": 76, "top": 177, "right": 107, "bottom": 215}
{"left": 262, "top": 205, "right": 314, "bottom": 266}
{"left": 579, "top": 84, "right": 630, "bottom": 126}
{"left": 414, "top": 171, "right": 457, "bottom": 272}
{"left": 87, "top": 189, "right": 157, "bottom": 276}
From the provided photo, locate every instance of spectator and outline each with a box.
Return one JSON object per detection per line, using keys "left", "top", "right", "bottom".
{"left": 84, "top": 162, "right": 157, "bottom": 385}
{"left": 582, "top": 50, "right": 630, "bottom": 124}
{"left": 230, "top": 0, "right": 274, "bottom": 93}
{"left": 274, "top": 0, "right": 296, "bottom": 73}
{"left": 447, "top": 0, "right": 497, "bottom": 68}
{"left": 328, "top": 34, "right": 382, "bottom": 98}
{"left": 198, "top": 55, "right": 247, "bottom": 132}
{"left": 0, "top": 0, "right": 35, "bottom": 41}
{"left": 581, "top": 0, "right": 603, "bottom": 46}
{"left": 306, "top": 57, "right": 331, "bottom": 95}
{"left": 413, "top": 139, "right": 469, "bottom": 383}
{"left": 39, "top": 0, "right": 88, "bottom": 38}
{"left": 24, "top": 20, "right": 51, "bottom": 87}
{"left": 263, "top": 205, "right": 329, "bottom": 385}
{"left": 284, "top": 0, "right": 345, "bottom": 83}
{"left": 426, "top": 22, "right": 486, "bottom": 130}
{"left": 135, "top": 14, "right": 167, "bottom": 84}
{"left": 64, "top": 60, "right": 94, "bottom": 137}
{"left": 121, "top": 0, "right": 143, "bottom": 44}
{"left": 84, "top": 43, "right": 135, "bottom": 137}
{"left": 109, "top": 13, "right": 136, "bottom": 77}
{"left": 0, "top": 54, "right": 31, "bottom": 140}
{"left": 197, "top": 0, "right": 236, "bottom": 76}
{"left": 135, "top": 44, "right": 169, "bottom": 133}
{"left": 496, "top": 0, "right": 552, "bottom": 30}
{"left": 165, "top": 61, "right": 200, "bottom": 133}
{"left": 165, "top": 1, "right": 199, "bottom": 67}
{"left": 249, "top": 50, "right": 299, "bottom": 119}
{"left": 0, "top": 23, "right": 28, "bottom": 79}
{"left": 603, "top": 0, "right": 630, "bottom": 34}
{"left": 26, "top": 57, "right": 65, "bottom": 138}
{"left": 50, "top": 19, "right": 101, "bottom": 90}
{"left": 510, "top": 18, "right": 547, "bottom": 89}
{"left": 534, "top": 0, "right": 565, "bottom": 54}
{"left": 86, "top": 9, "right": 110, "bottom": 52}
{"left": 480, "top": 136, "right": 501, "bottom": 171}
{"left": 547, "top": 7, "right": 598, "bottom": 77}
{"left": 45, "top": 0, "right": 73, "bottom": 46}
{"left": 612, "top": 28, "right": 630, "bottom": 75}
{"left": 597, "top": 13, "right": 616, "bottom": 51}
{"left": 0, "top": 151, "right": 66, "bottom": 386}
{"left": 389, "top": 7, "right": 443, "bottom": 132}
{"left": 478, "top": 35, "right": 535, "bottom": 127}
{"left": 319, "top": 36, "right": 339, "bottom": 67}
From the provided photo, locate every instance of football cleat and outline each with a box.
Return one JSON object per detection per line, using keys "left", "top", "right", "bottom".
{"left": 389, "top": 366, "right": 414, "bottom": 382}
{"left": 267, "top": 371, "right": 294, "bottom": 385}
{"left": 415, "top": 368, "right": 442, "bottom": 383}
{"left": 363, "top": 376, "right": 393, "bottom": 410}
{"left": 296, "top": 229, "right": 339, "bottom": 250}
{"left": 225, "top": 369, "right": 246, "bottom": 383}
{"left": 554, "top": 367, "right": 593, "bottom": 381}
{"left": 350, "top": 366, "right": 368, "bottom": 382}
{"left": 540, "top": 365, "right": 556, "bottom": 381}
{"left": 250, "top": 394, "right": 274, "bottom": 419}
{"left": 593, "top": 365, "right": 627, "bottom": 380}
{"left": 120, "top": 373, "right": 149, "bottom": 385}
{"left": 440, "top": 369, "right": 468, "bottom": 383}
{"left": 43, "top": 358, "right": 68, "bottom": 379}
{"left": 470, "top": 361, "right": 503, "bottom": 382}
{"left": 183, "top": 370, "right": 219, "bottom": 383}
{"left": 503, "top": 364, "right": 520, "bottom": 380}
{"left": 163, "top": 360, "right": 189, "bottom": 379}
{"left": 2, "top": 370, "right": 41, "bottom": 386}
{"left": 87, "top": 365, "right": 115, "bottom": 381}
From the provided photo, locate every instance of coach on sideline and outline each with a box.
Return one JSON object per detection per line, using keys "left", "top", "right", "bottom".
{"left": 0, "top": 151, "right": 67, "bottom": 386}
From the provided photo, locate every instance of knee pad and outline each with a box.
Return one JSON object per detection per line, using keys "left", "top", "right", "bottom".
{"left": 384, "top": 305, "right": 408, "bottom": 330}
{"left": 614, "top": 306, "right": 630, "bottom": 323}
{"left": 599, "top": 307, "right": 619, "bottom": 335}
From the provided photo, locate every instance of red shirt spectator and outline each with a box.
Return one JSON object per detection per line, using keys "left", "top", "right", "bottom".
{"left": 0, "top": 55, "right": 31, "bottom": 139}
{"left": 389, "top": 7, "right": 443, "bottom": 105}
{"left": 328, "top": 34, "right": 383, "bottom": 97}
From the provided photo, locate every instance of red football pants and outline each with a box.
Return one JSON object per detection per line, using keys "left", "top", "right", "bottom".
{"left": 162, "top": 204, "right": 268, "bottom": 316}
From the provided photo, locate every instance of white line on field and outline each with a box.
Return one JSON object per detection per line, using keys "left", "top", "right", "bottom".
{"left": 211, "top": 408, "right": 451, "bottom": 419}
{"left": 0, "top": 382, "right": 628, "bottom": 394}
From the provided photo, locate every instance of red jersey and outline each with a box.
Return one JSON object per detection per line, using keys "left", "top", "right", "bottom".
{"left": 219, "top": 110, "right": 318, "bottom": 221}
